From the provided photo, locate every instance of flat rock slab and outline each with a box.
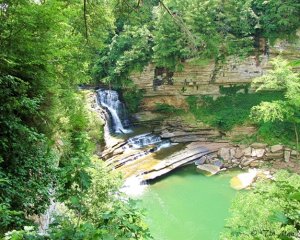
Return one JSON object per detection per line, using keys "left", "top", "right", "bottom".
{"left": 140, "top": 142, "right": 228, "bottom": 181}
{"left": 170, "top": 136, "right": 209, "bottom": 143}
{"left": 230, "top": 169, "right": 257, "bottom": 190}
{"left": 161, "top": 130, "right": 219, "bottom": 138}
{"left": 197, "top": 164, "right": 220, "bottom": 176}
{"left": 271, "top": 144, "right": 284, "bottom": 153}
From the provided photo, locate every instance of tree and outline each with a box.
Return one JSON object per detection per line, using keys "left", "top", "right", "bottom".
{"left": 221, "top": 170, "right": 300, "bottom": 240}
{"left": 152, "top": 5, "right": 190, "bottom": 70}
{"left": 250, "top": 57, "right": 300, "bottom": 152}
{"left": 0, "top": 0, "right": 114, "bottom": 233}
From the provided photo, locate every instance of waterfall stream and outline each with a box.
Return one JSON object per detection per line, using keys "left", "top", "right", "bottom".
{"left": 97, "top": 89, "right": 131, "bottom": 134}
{"left": 96, "top": 89, "right": 174, "bottom": 196}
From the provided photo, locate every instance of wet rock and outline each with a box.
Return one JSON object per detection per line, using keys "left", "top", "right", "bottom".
{"left": 230, "top": 169, "right": 257, "bottom": 190}
{"left": 160, "top": 131, "right": 176, "bottom": 138}
{"left": 291, "top": 150, "right": 298, "bottom": 156}
{"left": 219, "top": 147, "right": 231, "bottom": 161}
{"left": 211, "top": 159, "right": 223, "bottom": 167}
{"left": 170, "top": 136, "right": 207, "bottom": 143}
{"left": 265, "top": 152, "right": 284, "bottom": 160}
{"left": 271, "top": 144, "right": 284, "bottom": 153}
{"left": 161, "top": 130, "right": 220, "bottom": 139}
{"left": 232, "top": 158, "right": 240, "bottom": 164}
{"left": 243, "top": 147, "right": 252, "bottom": 157}
{"left": 112, "top": 148, "right": 125, "bottom": 155}
{"left": 251, "top": 148, "right": 265, "bottom": 158}
{"left": 230, "top": 148, "right": 236, "bottom": 159}
{"left": 249, "top": 161, "right": 261, "bottom": 167}
{"left": 195, "top": 156, "right": 206, "bottom": 165}
{"left": 284, "top": 150, "right": 291, "bottom": 162}
{"left": 197, "top": 164, "right": 220, "bottom": 175}
{"left": 234, "top": 148, "right": 244, "bottom": 159}
{"left": 242, "top": 158, "right": 256, "bottom": 166}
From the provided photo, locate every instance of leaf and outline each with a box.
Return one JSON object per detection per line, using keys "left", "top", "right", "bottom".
{"left": 289, "top": 192, "right": 300, "bottom": 201}
{"left": 70, "top": 196, "right": 80, "bottom": 206}
{"left": 268, "top": 211, "right": 289, "bottom": 224}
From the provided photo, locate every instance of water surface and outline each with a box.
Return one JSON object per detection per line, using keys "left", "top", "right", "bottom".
{"left": 139, "top": 166, "right": 238, "bottom": 240}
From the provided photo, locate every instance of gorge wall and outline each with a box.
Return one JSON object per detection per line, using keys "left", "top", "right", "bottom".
{"left": 131, "top": 39, "right": 300, "bottom": 110}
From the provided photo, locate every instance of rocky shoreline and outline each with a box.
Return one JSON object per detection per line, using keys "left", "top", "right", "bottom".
{"left": 87, "top": 91, "right": 299, "bottom": 185}
{"left": 197, "top": 143, "right": 298, "bottom": 174}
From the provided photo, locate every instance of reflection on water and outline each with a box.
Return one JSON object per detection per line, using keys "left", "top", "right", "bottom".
{"left": 137, "top": 166, "right": 239, "bottom": 240}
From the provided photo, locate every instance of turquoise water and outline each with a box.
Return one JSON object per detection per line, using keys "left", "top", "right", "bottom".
{"left": 139, "top": 166, "right": 238, "bottom": 240}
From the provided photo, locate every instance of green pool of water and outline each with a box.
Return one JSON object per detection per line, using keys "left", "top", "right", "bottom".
{"left": 138, "top": 166, "right": 238, "bottom": 240}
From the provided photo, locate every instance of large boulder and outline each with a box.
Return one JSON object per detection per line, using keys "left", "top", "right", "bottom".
{"left": 265, "top": 152, "right": 284, "bottom": 160}
{"left": 219, "top": 147, "right": 231, "bottom": 161}
{"left": 284, "top": 150, "right": 291, "bottom": 162}
{"left": 195, "top": 156, "right": 207, "bottom": 165}
{"left": 230, "top": 169, "right": 257, "bottom": 190}
{"left": 243, "top": 147, "right": 252, "bottom": 157}
{"left": 251, "top": 148, "right": 265, "bottom": 158}
{"left": 234, "top": 148, "right": 244, "bottom": 159}
{"left": 242, "top": 158, "right": 256, "bottom": 167}
{"left": 270, "top": 144, "right": 284, "bottom": 153}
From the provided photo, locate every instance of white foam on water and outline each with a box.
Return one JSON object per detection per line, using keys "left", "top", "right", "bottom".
{"left": 121, "top": 176, "right": 148, "bottom": 198}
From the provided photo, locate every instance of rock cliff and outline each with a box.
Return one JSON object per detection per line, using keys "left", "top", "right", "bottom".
{"left": 131, "top": 39, "right": 300, "bottom": 110}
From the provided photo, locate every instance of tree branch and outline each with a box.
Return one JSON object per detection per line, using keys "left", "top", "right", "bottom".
{"left": 158, "top": 0, "right": 199, "bottom": 55}
{"left": 83, "top": 0, "right": 88, "bottom": 42}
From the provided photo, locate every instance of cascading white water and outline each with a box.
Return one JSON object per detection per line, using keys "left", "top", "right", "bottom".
{"left": 126, "top": 133, "right": 163, "bottom": 149}
{"left": 96, "top": 89, "right": 131, "bottom": 134}
{"left": 120, "top": 176, "right": 148, "bottom": 197}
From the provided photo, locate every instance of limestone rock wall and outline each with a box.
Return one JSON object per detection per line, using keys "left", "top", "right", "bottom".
{"left": 131, "top": 39, "right": 300, "bottom": 110}
{"left": 199, "top": 143, "right": 298, "bottom": 171}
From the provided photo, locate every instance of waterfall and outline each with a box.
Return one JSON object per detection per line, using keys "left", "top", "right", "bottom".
{"left": 96, "top": 89, "right": 131, "bottom": 134}
{"left": 126, "top": 133, "right": 163, "bottom": 149}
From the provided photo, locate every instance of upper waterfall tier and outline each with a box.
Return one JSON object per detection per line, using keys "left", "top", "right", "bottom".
{"left": 96, "top": 89, "right": 130, "bottom": 134}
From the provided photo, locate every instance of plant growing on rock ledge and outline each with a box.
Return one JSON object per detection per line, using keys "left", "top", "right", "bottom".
{"left": 250, "top": 57, "right": 300, "bottom": 154}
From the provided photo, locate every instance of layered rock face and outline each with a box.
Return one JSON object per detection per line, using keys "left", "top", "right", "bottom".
{"left": 131, "top": 40, "right": 300, "bottom": 110}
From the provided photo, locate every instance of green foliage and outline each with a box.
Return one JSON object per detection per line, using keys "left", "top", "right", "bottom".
{"left": 0, "top": 75, "right": 56, "bottom": 233}
{"left": 154, "top": 103, "right": 185, "bottom": 116}
{"left": 93, "top": 25, "right": 153, "bottom": 88}
{"left": 249, "top": 0, "right": 300, "bottom": 43}
{"left": 251, "top": 57, "right": 300, "bottom": 119}
{"left": 152, "top": 6, "right": 190, "bottom": 70}
{"left": 4, "top": 161, "right": 152, "bottom": 240}
{"left": 219, "top": 84, "right": 250, "bottom": 95}
{"left": 0, "top": 0, "right": 114, "bottom": 235}
{"left": 4, "top": 226, "right": 44, "bottom": 240}
{"left": 123, "top": 86, "right": 146, "bottom": 113}
{"left": 187, "top": 92, "right": 284, "bottom": 131}
{"left": 250, "top": 57, "right": 300, "bottom": 149}
{"left": 48, "top": 199, "right": 151, "bottom": 240}
{"left": 221, "top": 171, "right": 300, "bottom": 239}
{"left": 1, "top": 0, "right": 300, "bottom": 239}
{"left": 257, "top": 121, "right": 297, "bottom": 146}
{"left": 94, "top": 0, "right": 300, "bottom": 86}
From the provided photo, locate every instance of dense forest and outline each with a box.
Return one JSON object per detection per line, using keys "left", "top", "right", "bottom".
{"left": 0, "top": 0, "right": 300, "bottom": 239}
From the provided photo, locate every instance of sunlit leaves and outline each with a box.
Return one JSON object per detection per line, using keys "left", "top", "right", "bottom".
{"left": 251, "top": 101, "right": 291, "bottom": 122}
{"left": 221, "top": 171, "right": 300, "bottom": 239}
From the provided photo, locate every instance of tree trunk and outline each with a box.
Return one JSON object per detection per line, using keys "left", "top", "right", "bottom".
{"left": 294, "top": 123, "right": 299, "bottom": 160}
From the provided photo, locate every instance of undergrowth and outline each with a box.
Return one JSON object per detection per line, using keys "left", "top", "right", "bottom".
{"left": 154, "top": 103, "right": 185, "bottom": 116}
{"left": 186, "top": 92, "right": 298, "bottom": 146}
